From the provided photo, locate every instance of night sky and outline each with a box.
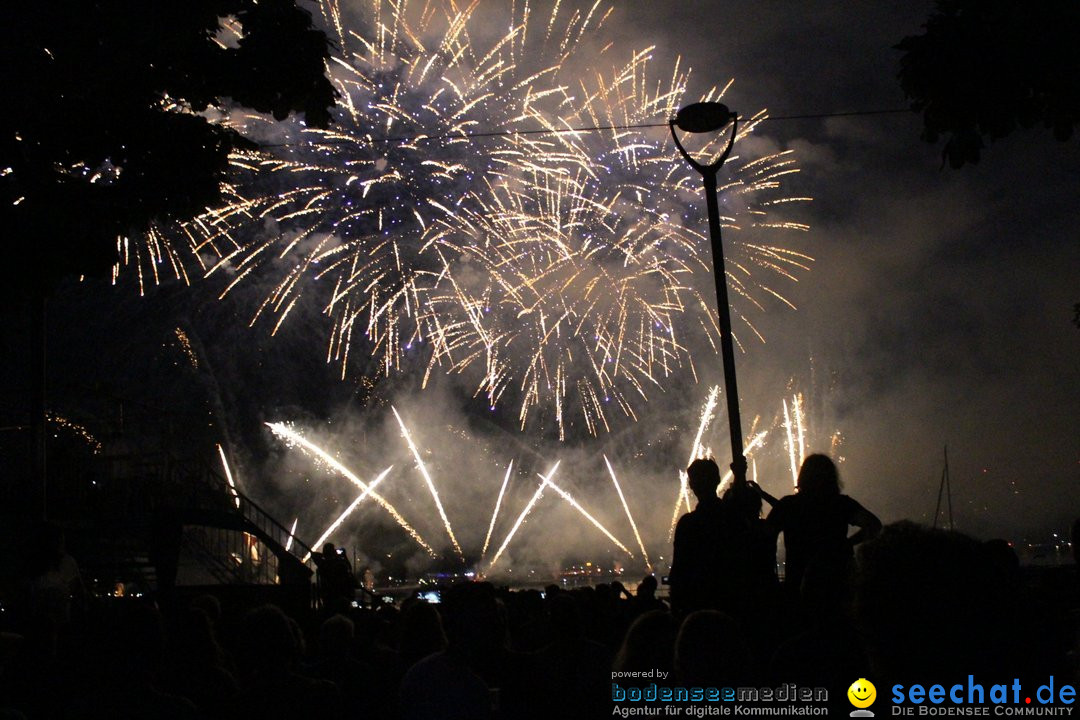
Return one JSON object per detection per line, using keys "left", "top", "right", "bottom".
{"left": 15, "top": 0, "right": 1078, "bottom": 560}
{"left": 620, "top": 0, "right": 1079, "bottom": 540}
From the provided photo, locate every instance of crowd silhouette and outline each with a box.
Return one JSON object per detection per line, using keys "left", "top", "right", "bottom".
{"left": 0, "top": 455, "right": 1076, "bottom": 719}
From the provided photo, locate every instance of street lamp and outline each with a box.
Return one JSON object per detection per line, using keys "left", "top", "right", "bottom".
{"left": 670, "top": 102, "right": 747, "bottom": 485}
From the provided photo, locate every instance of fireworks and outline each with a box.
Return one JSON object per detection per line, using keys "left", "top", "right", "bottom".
{"left": 303, "top": 466, "right": 394, "bottom": 563}
{"left": 265, "top": 421, "right": 437, "bottom": 556}
{"left": 149, "top": 0, "right": 822, "bottom": 575}
{"left": 719, "top": 429, "right": 768, "bottom": 488}
{"left": 216, "top": 443, "right": 241, "bottom": 509}
{"left": 392, "top": 406, "right": 463, "bottom": 561}
{"left": 173, "top": 327, "right": 199, "bottom": 369}
{"left": 480, "top": 460, "right": 514, "bottom": 560}
{"left": 149, "top": 0, "right": 809, "bottom": 440}
{"left": 665, "top": 386, "right": 815, "bottom": 539}
{"left": 542, "top": 473, "right": 633, "bottom": 558}
{"left": 421, "top": 53, "right": 810, "bottom": 438}
{"left": 285, "top": 517, "right": 299, "bottom": 553}
{"left": 486, "top": 462, "right": 560, "bottom": 574}
{"left": 260, "top": 376, "right": 836, "bottom": 576}
{"left": 783, "top": 394, "right": 806, "bottom": 487}
{"left": 269, "top": 414, "right": 631, "bottom": 569}
{"left": 47, "top": 412, "right": 102, "bottom": 454}
{"left": 605, "top": 455, "right": 651, "bottom": 571}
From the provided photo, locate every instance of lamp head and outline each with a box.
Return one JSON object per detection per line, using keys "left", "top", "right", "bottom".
{"left": 672, "top": 102, "right": 735, "bottom": 133}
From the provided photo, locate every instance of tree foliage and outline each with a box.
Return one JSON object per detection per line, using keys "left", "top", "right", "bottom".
{"left": 0, "top": 0, "right": 336, "bottom": 291}
{"left": 897, "top": 0, "right": 1080, "bottom": 168}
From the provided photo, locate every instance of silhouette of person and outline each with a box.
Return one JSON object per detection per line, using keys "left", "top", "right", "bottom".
{"left": 307, "top": 614, "right": 371, "bottom": 718}
{"left": 719, "top": 479, "right": 779, "bottom": 624}
{"left": 669, "top": 458, "right": 734, "bottom": 616}
{"left": 229, "top": 604, "right": 342, "bottom": 719}
{"left": 399, "top": 584, "right": 499, "bottom": 720}
{"left": 765, "top": 454, "right": 881, "bottom": 594}
{"left": 674, "top": 610, "right": 753, "bottom": 687}
{"left": 630, "top": 575, "right": 665, "bottom": 616}
{"left": 398, "top": 599, "right": 447, "bottom": 670}
{"left": 613, "top": 609, "right": 677, "bottom": 678}
{"left": 313, "top": 543, "right": 356, "bottom": 612}
{"left": 26, "top": 523, "right": 84, "bottom": 629}
{"left": 854, "top": 522, "right": 1065, "bottom": 684}
{"left": 532, "top": 592, "right": 612, "bottom": 720}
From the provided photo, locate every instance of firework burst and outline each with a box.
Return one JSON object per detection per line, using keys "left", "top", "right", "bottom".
{"left": 416, "top": 44, "right": 811, "bottom": 438}
{"left": 156, "top": 0, "right": 810, "bottom": 439}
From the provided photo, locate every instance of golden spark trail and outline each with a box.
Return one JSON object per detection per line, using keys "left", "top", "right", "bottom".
{"left": 605, "top": 455, "right": 651, "bottom": 570}
{"left": 302, "top": 466, "right": 393, "bottom": 563}
{"left": 794, "top": 393, "right": 806, "bottom": 466}
{"left": 784, "top": 398, "right": 798, "bottom": 488}
{"left": 216, "top": 443, "right": 240, "bottom": 509}
{"left": 46, "top": 413, "right": 102, "bottom": 454}
{"left": 285, "top": 517, "right": 298, "bottom": 553}
{"left": 686, "top": 385, "right": 721, "bottom": 509}
{"left": 544, "top": 476, "right": 633, "bottom": 558}
{"left": 174, "top": 327, "right": 199, "bottom": 368}
{"left": 487, "top": 462, "right": 560, "bottom": 575}
{"left": 265, "top": 422, "right": 436, "bottom": 557}
{"left": 480, "top": 460, "right": 514, "bottom": 561}
{"left": 391, "top": 407, "right": 463, "bottom": 561}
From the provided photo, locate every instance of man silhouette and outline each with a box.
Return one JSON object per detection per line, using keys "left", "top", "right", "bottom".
{"left": 669, "top": 458, "right": 730, "bottom": 616}
{"left": 313, "top": 543, "right": 356, "bottom": 612}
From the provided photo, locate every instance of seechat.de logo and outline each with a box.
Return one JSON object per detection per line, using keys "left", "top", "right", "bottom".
{"left": 849, "top": 678, "right": 878, "bottom": 717}
{"left": 891, "top": 676, "right": 1076, "bottom": 713}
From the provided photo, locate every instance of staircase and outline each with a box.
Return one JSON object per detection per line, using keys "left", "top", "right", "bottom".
{"left": 58, "top": 449, "right": 314, "bottom": 596}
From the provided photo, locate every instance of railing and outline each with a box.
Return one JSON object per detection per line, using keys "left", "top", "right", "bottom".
{"left": 163, "top": 453, "right": 316, "bottom": 567}
{"left": 83, "top": 450, "right": 315, "bottom": 567}
{"left": 232, "top": 489, "right": 314, "bottom": 568}
{"left": 178, "top": 523, "right": 283, "bottom": 586}
{"left": 178, "top": 525, "right": 250, "bottom": 586}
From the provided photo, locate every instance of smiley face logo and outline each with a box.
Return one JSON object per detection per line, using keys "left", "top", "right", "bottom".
{"left": 848, "top": 678, "right": 877, "bottom": 709}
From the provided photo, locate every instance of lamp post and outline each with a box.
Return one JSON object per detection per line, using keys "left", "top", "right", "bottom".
{"left": 670, "top": 102, "right": 747, "bottom": 485}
